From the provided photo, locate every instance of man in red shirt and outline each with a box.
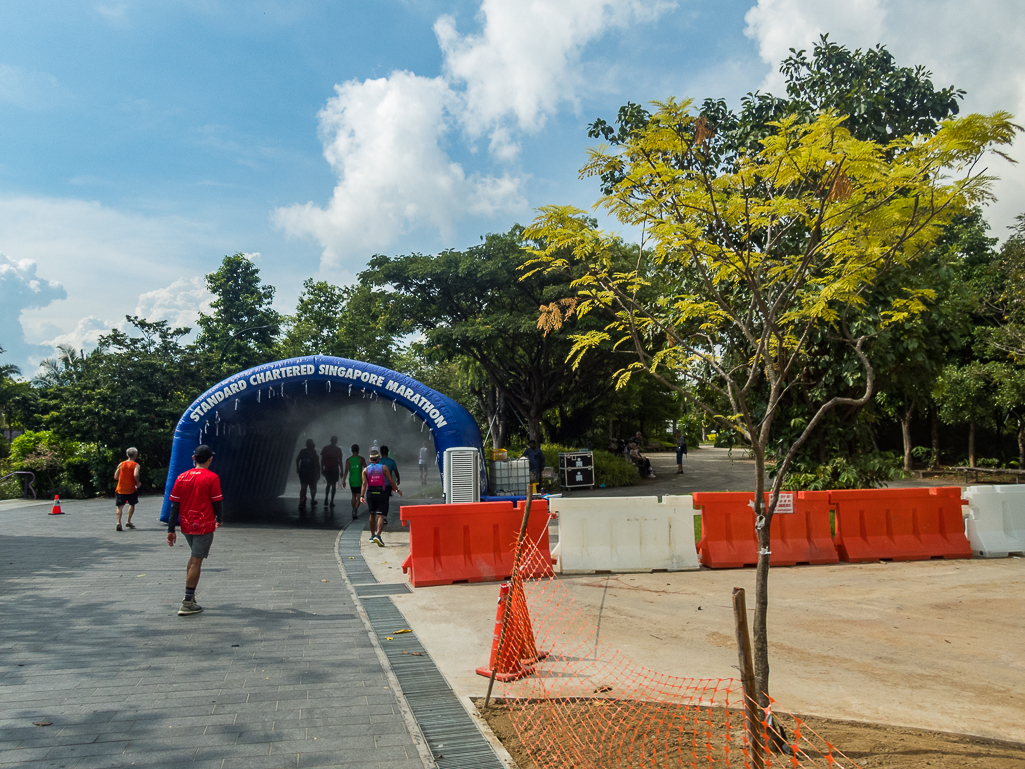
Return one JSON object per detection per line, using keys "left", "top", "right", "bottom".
{"left": 166, "top": 444, "right": 223, "bottom": 616}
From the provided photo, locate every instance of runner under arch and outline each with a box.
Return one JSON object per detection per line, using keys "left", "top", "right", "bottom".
{"left": 160, "top": 355, "right": 486, "bottom": 521}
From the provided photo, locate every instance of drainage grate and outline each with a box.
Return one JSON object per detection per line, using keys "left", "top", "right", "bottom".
{"left": 340, "top": 520, "right": 505, "bottom": 769}
{"left": 356, "top": 583, "right": 413, "bottom": 597}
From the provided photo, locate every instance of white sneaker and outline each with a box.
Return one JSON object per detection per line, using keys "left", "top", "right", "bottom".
{"left": 178, "top": 599, "right": 203, "bottom": 615}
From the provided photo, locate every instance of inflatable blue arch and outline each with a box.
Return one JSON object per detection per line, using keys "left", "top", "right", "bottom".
{"left": 160, "top": 355, "right": 487, "bottom": 521}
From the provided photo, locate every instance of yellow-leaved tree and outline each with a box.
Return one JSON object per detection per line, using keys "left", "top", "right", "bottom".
{"left": 523, "top": 100, "right": 1018, "bottom": 709}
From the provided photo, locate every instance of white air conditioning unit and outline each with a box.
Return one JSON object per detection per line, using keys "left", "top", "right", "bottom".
{"left": 443, "top": 447, "right": 481, "bottom": 503}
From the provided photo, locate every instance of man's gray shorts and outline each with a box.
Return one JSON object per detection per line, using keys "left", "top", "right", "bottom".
{"left": 183, "top": 532, "right": 214, "bottom": 559}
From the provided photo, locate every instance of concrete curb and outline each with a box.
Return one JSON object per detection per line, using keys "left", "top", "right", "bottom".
{"left": 459, "top": 695, "right": 518, "bottom": 769}
{"left": 333, "top": 527, "right": 439, "bottom": 769}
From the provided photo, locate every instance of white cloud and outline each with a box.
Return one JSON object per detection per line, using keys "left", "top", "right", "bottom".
{"left": 134, "top": 276, "right": 214, "bottom": 330}
{"left": 741, "top": 0, "right": 1025, "bottom": 233}
{"left": 273, "top": 70, "right": 527, "bottom": 266}
{"left": 436, "top": 0, "right": 674, "bottom": 151}
{"left": 41, "top": 316, "right": 118, "bottom": 355}
{"left": 273, "top": 0, "right": 674, "bottom": 266}
{"left": 0, "top": 252, "right": 66, "bottom": 368}
{"left": 0, "top": 194, "right": 230, "bottom": 371}
{"left": 744, "top": 0, "right": 885, "bottom": 93}
{"left": 0, "top": 63, "right": 67, "bottom": 111}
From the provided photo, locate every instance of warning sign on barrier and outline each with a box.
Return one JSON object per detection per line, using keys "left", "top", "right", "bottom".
{"left": 775, "top": 492, "right": 795, "bottom": 515}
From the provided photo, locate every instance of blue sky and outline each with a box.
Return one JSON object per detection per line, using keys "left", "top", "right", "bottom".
{"left": 2, "top": 0, "right": 1023, "bottom": 375}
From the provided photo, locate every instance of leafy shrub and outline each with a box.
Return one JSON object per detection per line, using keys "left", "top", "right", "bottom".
{"left": 88, "top": 447, "right": 118, "bottom": 495}
{"left": 9, "top": 430, "right": 96, "bottom": 497}
{"left": 503, "top": 443, "right": 638, "bottom": 491}
{"left": 593, "top": 450, "right": 638, "bottom": 488}
{"left": 0, "top": 472, "right": 25, "bottom": 500}
{"left": 977, "top": 457, "right": 1001, "bottom": 468}
{"left": 911, "top": 445, "right": 938, "bottom": 466}
{"left": 780, "top": 451, "right": 907, "bottom": 491}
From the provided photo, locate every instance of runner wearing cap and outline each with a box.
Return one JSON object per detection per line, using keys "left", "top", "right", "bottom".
{"left": 166, "top": 444, "right": 223, "bottom": 616}
{"left": 361, "top": 447, "right": 401, "bottom": 547}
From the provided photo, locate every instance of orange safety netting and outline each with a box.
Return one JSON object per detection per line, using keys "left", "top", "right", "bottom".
{"left": 484, "top": 531, "right": 862, "bottom": 769}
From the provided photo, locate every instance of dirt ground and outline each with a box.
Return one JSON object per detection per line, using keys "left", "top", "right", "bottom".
{"left": 477, "top": 698, "right": 1025, "bottom": 769}
{"left": 362, "top": 446, "right": 1024, "bottom": 762}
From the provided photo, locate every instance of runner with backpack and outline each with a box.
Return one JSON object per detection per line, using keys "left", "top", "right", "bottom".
{"left": 361, "top": 447, "right": 401, "bottom": 547}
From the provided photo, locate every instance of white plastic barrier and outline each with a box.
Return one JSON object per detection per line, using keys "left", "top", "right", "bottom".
{"left": 549, "top": 495, "right": 700, "bottom": 573}
{"left": 963, "top": 485, "right": 1025, "bottom": 558}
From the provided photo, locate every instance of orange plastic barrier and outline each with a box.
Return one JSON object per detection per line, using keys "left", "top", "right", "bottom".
{"left": 400, "top": 499, "right": 554, "bottom": 587}
{"left": 693, "top": 491, "right": 837, "bottom": 568}
{"left": 475, "top": 581, "right": 544, "bottom": 681}
{"left": 830, "top": 486, "right": 972, "bottom": 562}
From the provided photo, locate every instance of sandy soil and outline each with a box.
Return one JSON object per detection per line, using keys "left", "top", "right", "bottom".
{"left": 478, "top": 699, "right": 1025, "bottom": 769}
{"left": 362, "top": 446, "right": 1024, "bottom": 760}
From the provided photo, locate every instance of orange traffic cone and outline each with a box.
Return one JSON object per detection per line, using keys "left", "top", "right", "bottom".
{"left": 50, "top": 494, "right": 63, "bottom": 515}
{"left": 475, "top": 580, "right": 544, "bottom": 682}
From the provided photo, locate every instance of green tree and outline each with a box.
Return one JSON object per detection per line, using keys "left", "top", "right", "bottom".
{"left": 278, "top": 279, "right": 346, "bottom": 357}
{"left": 870, "top": 210, "right": 994, "bottom": 470}
{"left": 33, "top": 344, "right": 86, "bottom": 388}
{"left": 934, "top": 362, "right": 999, "bottom": 467}
{"left": 525, "top": 101, "right": 1015, "bottom": 707}
{"left": 196, "top": 253, "right": 280, "bottom": 376}
{"left": 363, "top": 228, "right": 621, "bottom": 444}
{"left": 43, "top": 317, "right": 205, "bottom": 481}
{"left": 277, "top": 278, "right": 402, "bottom": 367}
{"left": 0, "top": 346, "right": 28, "bottom": 456}
{"left": 331, "top": 282, "right": 402, "bottom": 368}
{"left": 992, "top": 363, "right": 1025, "bottom": 468}
{"left": 591, "top": 38, "right": 977, "bottom": 483}
{"left": 986, "top": 214, "right": 1025, "bottom": 360}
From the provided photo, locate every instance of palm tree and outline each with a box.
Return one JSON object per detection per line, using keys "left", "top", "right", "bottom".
{"left": 32, "top": 344, "right": 84, "bottom": 388}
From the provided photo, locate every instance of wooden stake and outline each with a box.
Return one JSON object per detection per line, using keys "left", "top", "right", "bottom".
{"left": 733, "top": 587, "right": 765, "bottom": 769}
{"left": 484, "top": 484, "right": 535, "bottom": 708}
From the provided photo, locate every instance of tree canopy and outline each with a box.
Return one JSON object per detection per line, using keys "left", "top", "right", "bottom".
{"left": 196, "top": 253, "right": 280, "bottom": 375}
{"left": 362, "top": 228, "right": 624, "bottom": 444}
{"left": 524, "top": 99, "right": 1017, "bottom": 705}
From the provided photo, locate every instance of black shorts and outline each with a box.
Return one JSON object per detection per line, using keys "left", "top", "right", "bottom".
{"left": 115, "top": 492, "right": 139, "bottom": 507}
{"left": 323, "top": 468, "right": 339, "bottom": 484}
{"left": 367, "top": 488, "right": 389, "bottom": 515}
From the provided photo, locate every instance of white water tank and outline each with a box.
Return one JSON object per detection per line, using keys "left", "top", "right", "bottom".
{"left": 443, "top": 447, "right": 481, "bottom": 503}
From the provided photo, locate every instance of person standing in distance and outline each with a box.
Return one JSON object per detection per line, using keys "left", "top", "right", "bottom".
{"left": 674, "top": 428, "right": 688, "bottom": 475}
{"left": 320, "top": 436, "right": 344, "bottom": 510}
{"left": 522, "top": 439, "right": 545, "bottom": 490}
{"left": 343, "top": 444, "right": 367, "bottom": 520}
{"left": 166, "top": 444, "right": 222, "bottom": 616}
{"left": 295, "top": 439, "right": 320, "bottom": 512}
{"left": 361, "top": 447, "right": 401, "bottom": 547}
{"left": 114, "top": 447, "right": 141, "bottom": 531}
{"left": 418, "top": 441, "right": 429, "bottom": 485}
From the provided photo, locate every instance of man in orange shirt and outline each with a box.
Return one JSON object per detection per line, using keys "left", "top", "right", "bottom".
{"left": 166, "top": 444, "right": 223, "bottom": 616}
{"left": 113, "top": 447, "right": 141, "bottom": 531}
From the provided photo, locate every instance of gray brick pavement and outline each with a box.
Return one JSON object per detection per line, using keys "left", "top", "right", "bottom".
{"left": 0, "top": 496, "right": 428, "bottom": 769}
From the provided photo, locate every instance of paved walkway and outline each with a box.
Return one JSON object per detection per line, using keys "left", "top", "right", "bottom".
{"left": 0, "top": 496, "right": 446, "bottom": 769}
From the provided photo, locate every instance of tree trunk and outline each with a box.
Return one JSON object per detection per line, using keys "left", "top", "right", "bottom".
{"left": 969, "top": 419, "right": 976, "bottom": 468}
{"left": 1018, "top": 421, "right": 1024, "bottom": 471}
{"left": 493, "top": 387, "right": 508, "bottom": 449}
{"left": 930, "top": 411, "right": 940, "bottom": 469}
{"left": 900, "top": 400, "right": 915, "bottom": 472}
{"left": 527, "top": 405, "right": 542, "bottom": 445}
{"left": 751, "top": 451, "right": 771, "bottom": 708}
